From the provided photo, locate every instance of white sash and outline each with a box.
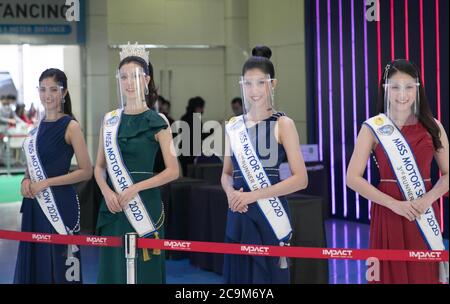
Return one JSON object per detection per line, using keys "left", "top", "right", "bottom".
{"left": 23, "top": 125, "right": 68, "bottom": 235}
{"left": 226, "top": 115, "right": 292, "bottom": 243}
{"left": 103, "top": 109, "right": 157, "bottom": 237}
{"left": 365, "top": 113, "right": 448, "bottom": 283}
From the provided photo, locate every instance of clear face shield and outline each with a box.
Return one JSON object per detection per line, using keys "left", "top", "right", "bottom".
{"left": 116, "top": 65, "right": 148, "bottom": 112}
{"left": 383, "top": 78, "right": 420, "bottom": 126}
{"left": 37, "top": 84, "right": 65, "bottom": 119}
{"left": 239, "top": 74, "right": 275, "bottom": 119}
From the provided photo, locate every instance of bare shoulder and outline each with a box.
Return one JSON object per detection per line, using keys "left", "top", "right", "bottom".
{"left": 65, "top": 119, "right": 82, "bottom": 144}
{"left": 275, "top": 115, "right": 297, "bottom": 145}
{"left": 360, "top": 123, "right": 371, "bottom": 133}
{"left": 359, "top": 123, "right": 374, "bottom": 137}
{"left": 68, "top": 118, "right": 80, "bottom": 128}
{"left": 67, "top": 119, "right": 82, "bottom": 134}
{"left": 276, "top": 115, "right": 296, "bottom": 129}
{"left": 359, "top": 123, "right": 378, "bottom": 148}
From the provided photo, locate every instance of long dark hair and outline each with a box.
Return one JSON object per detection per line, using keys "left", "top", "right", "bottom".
{"left": 39, "top": 68, "right": 75, "bottom": 119}
{"left": 118, "top": 56, "right": 158, "bottom": 109}
{"left": 242, "top": 45, "right": 275, "bottom": 78}
{"left": 377, "top": 59, "right": 442, "bottom": 150}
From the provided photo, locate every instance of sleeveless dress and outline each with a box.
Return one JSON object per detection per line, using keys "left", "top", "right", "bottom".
{"left": 96, "top": 109, "right": 168, "bottom": 284}
{"left": 223, "top": 112, "right": 292, "bottom": 284}
{"left": 14, "top": 115, "right": 81, "bottom": 284}
{"left": 370, "top": 121, "right": 441, "bottom": 284}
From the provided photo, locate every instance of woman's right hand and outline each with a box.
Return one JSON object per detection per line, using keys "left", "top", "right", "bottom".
{"left": 103, "top": 188, "right": 122, "bottom": 214}
{"left": 389, "top": 200, "right": 421, "bottom": 221}
{"left": 21, "top": 178, "right": 34, "bottom": 199}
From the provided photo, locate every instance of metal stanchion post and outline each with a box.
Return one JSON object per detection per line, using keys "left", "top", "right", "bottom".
{"left": 124, "top": 232, "right": 138, "bottom": 284}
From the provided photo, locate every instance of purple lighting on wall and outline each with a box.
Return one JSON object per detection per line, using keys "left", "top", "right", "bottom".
{"left": 338, "top": 0, "right": 348, "bottom": 217}
{"left": 316, "top": 0, "right": 324, "bottom": 162}
{"left": 363, "top": 0, "right": 372, "bottom": 219}
{"left": 351, "top": 0, "right": 360, "bottom": 219}
{"left": 327, "top": 0, "right": 336, "bottom": 215}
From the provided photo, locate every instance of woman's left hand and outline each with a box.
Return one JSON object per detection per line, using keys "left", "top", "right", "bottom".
{"left": 30, "top": 180, "right": 50, "bottom": 196}
{"left": 410, "top": 198, "right": 432, "bottom": 215}
{"left": 118, "top": 185, "right": 139, "bottom": 208}
{"left": 230, "top": 188, "right": 256, "bottom": 212}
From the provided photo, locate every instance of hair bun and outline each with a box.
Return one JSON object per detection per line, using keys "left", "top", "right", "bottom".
{"left": 252, "top": 45, "right": 272, "bottom": 59}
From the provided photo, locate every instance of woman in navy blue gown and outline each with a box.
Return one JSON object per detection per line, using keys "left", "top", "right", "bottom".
{"left": 14, "top": 69, "right": 92, "bottom": 284}
{"left": 221, "top": 46, "right": 308, "bottom": 284}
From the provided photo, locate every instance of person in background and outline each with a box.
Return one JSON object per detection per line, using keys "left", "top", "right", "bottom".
{"left": 0, "top": 95, "right": 16, "bottom": 126}
{"left": 230, "top": 97, "right": 243, "bottom": 116}
{"left": 157, "top": 95, "right": 174, "bottom": 126}
{"left": 178, "top": 96, "right": 212, "bottom": 176}
{"left": 15, "top": 104, "right": 33, "bottom": 125}
{"left": 28, "top": 102, "right": 38, "bottom": 122}
{"left": 0, "top": 95, "right": 17, "bottom": 165}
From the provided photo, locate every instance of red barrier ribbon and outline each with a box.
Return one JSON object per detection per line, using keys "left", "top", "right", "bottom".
{"left": 0, "top": 229, "right": 447, "bottom": 262}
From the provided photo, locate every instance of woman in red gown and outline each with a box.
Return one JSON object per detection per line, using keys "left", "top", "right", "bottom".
{"left": 347, "top": 59, "right": 449, "bottom": 284}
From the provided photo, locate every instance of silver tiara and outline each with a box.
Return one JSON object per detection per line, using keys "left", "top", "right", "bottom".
{"left": 119, "top": 42, "right": 149, "bottom": 65}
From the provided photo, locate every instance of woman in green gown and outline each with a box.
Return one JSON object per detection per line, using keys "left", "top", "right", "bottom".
{"left": 94, "top": 44, "right": 179, "bottom": 284}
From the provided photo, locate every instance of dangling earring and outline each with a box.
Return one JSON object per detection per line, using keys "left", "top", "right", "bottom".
{"left": 62, "top": 98, "right": 66, "bottom": 104}
{"left": 144, "top": 87, "right": 149, "bottom": 95}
